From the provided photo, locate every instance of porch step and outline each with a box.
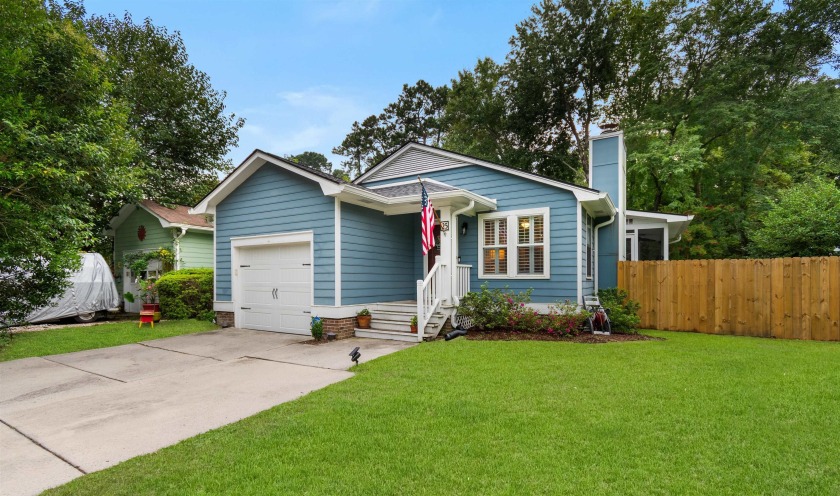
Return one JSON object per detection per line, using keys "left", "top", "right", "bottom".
{"left": 368, "top": 318, "right": 438, "bottom": 333}
{"left": 355, "top": 328, "right": 419, "bottom": 342}
{"left": 371, "top": 302, "right": 419, "bottom": 314}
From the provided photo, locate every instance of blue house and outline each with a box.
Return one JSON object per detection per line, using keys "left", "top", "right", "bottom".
{"left": 192, "top": 130, "right": 692, "bottom": 341}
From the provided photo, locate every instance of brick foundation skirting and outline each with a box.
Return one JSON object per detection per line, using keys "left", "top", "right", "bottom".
{"left": 321, "top": 316, "right": 357, "bottom": 340}
{"left": 215, "top": 311, "right": 234, "bottom": 328}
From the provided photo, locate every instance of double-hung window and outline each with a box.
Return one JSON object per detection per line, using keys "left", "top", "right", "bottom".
{"left": 483, "top": 218, "right": 507, "bottom": 275}
{"left": 517, "top": 214, "right": 545, "bottom": 275}
{"left": 478, "top": 208, "right": 549, "bottom": 279}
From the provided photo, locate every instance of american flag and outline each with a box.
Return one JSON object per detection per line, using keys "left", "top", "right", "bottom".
{"left": 420, "top": 181, "right": 435, "bottom": 255}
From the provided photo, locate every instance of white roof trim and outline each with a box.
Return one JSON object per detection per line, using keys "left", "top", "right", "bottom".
{"left": 107, "top": 203, "right": 215, "bottom": 235}
{"left": 353, "top": 142, "right": 603, "bottom": 201}
{"left": 627, "top": 210, "right": 694, "bottom": 223}
{"left": 191, "top": 150, "right": 342, "bottom": 215}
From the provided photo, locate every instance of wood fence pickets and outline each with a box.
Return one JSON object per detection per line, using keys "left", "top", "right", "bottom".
{"left": 617, "top": 257, "right": 840, "bottom": 341}
{"left": 830, "top": 257, "right": 840, "bottom": 341}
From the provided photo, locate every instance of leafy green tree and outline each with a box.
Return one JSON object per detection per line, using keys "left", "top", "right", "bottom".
{"left": 0, "top": 0, "right": 137, "bottom": 326}
{"left": 749, "top": 179, "right": 840, "bottom": 257}
{"left": 286, "top": 151, "right": 350, "bottom": 182}
{"left": 505, "top": 0, "right": 621, "bottom": 182}
{"left": 286, "top": 151, "right": 333, "bottom": 173}
{"left": 86, "top": 11, "right": 244, "bottom": 207}
{"left": 333, "top": 80, "right": 448, "bottom": 176}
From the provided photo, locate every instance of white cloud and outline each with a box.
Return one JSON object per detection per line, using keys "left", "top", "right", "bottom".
{"left": 231, "top": 86, "right": 372, "bottom": 168}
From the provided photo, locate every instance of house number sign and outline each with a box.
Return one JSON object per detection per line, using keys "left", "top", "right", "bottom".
{"left": 440, "top": 221, "right": 449, "bottom": 232}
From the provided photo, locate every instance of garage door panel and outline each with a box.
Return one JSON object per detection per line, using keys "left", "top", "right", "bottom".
{"left": 279, "top": 313, "right": 312, "bottom": 335}
{"left": 236, "top": 242, "right": 312, "bottom": 335}
{"left": 240, "top": 310, "right": 272, "bottom": 331}
{"left": 241, "top": 287, "right": 275, "bottom": 306}
{"left": 276, "top": 290, "right": 310, "bottom": 306}
{"left": 277, "top": 267, "right": 310, "bottom": 282}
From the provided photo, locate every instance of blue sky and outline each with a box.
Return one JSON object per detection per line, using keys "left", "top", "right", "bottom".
{"left": 83, "top": 0, "right": 535, "bottom": 169}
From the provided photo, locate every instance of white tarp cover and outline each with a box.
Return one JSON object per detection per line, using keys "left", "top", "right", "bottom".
{"left": 26, "top": 253, "right": 121, "bottom": 323}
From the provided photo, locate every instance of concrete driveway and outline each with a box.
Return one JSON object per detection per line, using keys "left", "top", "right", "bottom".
{"left": 0, "top": 329, "right": 413, "bottom": 496}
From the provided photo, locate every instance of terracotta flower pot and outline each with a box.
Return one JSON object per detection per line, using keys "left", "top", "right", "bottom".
{"left": 357, "top": 315, "right": 371, "bottom": 328}
{"left": 410, "top": 324, "right": 418, "bottom": 334}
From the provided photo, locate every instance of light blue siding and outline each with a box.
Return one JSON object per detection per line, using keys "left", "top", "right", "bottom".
{"left": 341, "top": 204, "right": 417, "bottom": 304}
{"left": 215, "top": 164, "right": 335, "bottom": 305}
{"left": 591, "top": 137, "right": 620, "bottom": 203}
{"left": 581, "top": 207, "right": 595, "bottom": 297}
{"left": 598, "top": 221, "right": 619, "bottom": 289}
{"left": 367, "top": 166, "right": 580, "bottom": 303}
{"left": 591, "top": 136, "right": 621, "bottom": 289}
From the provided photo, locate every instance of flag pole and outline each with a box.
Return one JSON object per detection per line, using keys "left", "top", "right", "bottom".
{"left": 417, "top": 176, "right": 441, "bottom": 223}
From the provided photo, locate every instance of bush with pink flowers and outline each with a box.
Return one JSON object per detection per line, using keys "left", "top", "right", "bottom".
{"left": 457, "top": 283, "right": 589, "bottom": 335}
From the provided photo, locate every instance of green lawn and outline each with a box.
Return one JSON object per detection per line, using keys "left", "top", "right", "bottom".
{"left": 0, "top": 319, "right": 218, "bottom": 362}
{"left": 47, "top": 331, "right": 839, "bottom": 495}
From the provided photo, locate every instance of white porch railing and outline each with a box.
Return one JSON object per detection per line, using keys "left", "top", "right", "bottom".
{"left": 455, "top": 264, "right": 471, "bottom": 301}
{"left": 416, "top": 256, "right": 446, "bottom": 342}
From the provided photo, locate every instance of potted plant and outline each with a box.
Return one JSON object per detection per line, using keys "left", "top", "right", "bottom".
{"left": 356, "top": 308, "right": 371, "bottom": 328}
{"left": 410, "top": 315, "right": 418, "bottom": 334}
{"left": 139, "top": 279, "right": 161, "bottom": 322}
{"left": 310, "top": 316, "right": 323, "bottom": 341}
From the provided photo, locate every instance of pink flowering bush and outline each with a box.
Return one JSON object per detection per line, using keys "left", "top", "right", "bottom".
{"left": 457, "top": 283, "right": 589, "bottom": 335}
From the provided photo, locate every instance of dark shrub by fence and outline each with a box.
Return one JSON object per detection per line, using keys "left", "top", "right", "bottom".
{"left": 157, "top": 268, "right": 214, "bottom": 320}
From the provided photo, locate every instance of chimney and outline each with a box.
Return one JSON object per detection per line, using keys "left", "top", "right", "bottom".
{"left": 588, "top": 127, "right": 626, "bottom": 289}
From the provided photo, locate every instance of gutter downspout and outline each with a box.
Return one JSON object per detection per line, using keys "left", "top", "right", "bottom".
{"left": 669, "top": 234, "right": 682, "bottom": 244}
{"left": 450, "top": 201, "right": 475, "bottom": 306}
{"left": 173, "top": 227, "right": 188, "bottom": 270}
{"left": 593, "top": 214, "right": 616, "bottom": 293}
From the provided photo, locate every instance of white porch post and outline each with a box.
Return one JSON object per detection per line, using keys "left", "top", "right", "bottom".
{"left": 438, "top": 206, "right": 452, "bottom": 304}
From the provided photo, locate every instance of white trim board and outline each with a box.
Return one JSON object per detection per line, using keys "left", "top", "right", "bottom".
{"left": 334, "top": 199, "right": 342, "bottom": 306}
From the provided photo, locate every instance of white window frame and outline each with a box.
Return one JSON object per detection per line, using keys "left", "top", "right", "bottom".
{"left": 478, "top": 207, "right": 550, "bottom": 280}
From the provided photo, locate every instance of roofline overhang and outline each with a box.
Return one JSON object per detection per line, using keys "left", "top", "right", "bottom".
{"left": 580, "top": 192, "right": 617, "bottom": 218}
{"left": 191, "top": 150, "right": 342, "bottom": 215}
{"left": 627, "top": 209, "right": 695, "bottom": 240}
{"left": 352, "top": 142, "right": 603, "bottom": 199}
{"left": 334, "top": 183, "right": 497, "bottom": 216}
{"left": 108, "top": 203, "right": 213, "bottom": 233}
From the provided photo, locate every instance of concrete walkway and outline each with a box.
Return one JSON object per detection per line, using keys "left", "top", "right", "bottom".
{"left": 0, "top": 329, "right": 413, "bottom": 496}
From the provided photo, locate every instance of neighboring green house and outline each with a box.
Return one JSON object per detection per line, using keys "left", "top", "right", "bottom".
{"left": 107, "top": 200, "right": 214, "bottom": 312}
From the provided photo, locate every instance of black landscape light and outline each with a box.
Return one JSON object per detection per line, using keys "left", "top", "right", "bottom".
{"left": 349, "top": 346, "right": 361, "bottom": 365}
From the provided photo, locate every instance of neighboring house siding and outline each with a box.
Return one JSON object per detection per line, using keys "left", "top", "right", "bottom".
{"left": 341, "top": 203, "right": 416, "bottom": 304}
{"left": 581, "top": 208, "right": 594, "bottom": 297}
{"left": 215, "top": 164, "right": 335, "bottom": 305}
{"left": 368, "top": 166, "right": 579, "bottom": 303}
{"left": 179, "top": 231, "right": 213, "bottom": 268}
{"left": 113, "top": 208, "right": 173, "bottom": 294}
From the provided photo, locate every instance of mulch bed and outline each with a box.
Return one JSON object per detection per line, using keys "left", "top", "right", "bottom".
{"left": 464, "top": 330, "right": 663, "bottom": 343}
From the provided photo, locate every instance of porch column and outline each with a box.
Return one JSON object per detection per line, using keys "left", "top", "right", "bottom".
{"left": 438, "top": 206, "right": 452, "bottom": 304}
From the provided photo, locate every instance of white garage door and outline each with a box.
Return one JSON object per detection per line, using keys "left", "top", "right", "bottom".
{"left": 237, "top": 242, "right": 312, "bottom": 334}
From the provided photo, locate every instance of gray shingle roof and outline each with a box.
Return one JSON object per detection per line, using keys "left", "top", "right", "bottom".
{"left": 369, "top": 181, "right": 458, "bottom": 198}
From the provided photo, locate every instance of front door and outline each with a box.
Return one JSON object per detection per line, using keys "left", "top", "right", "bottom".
{"left": 426, "top": 224, "right": 441, "bottom": 273}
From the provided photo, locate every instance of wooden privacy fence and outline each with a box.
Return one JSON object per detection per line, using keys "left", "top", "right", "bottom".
{"left": 617, "top": 257, "right": 840, "bottom": 341}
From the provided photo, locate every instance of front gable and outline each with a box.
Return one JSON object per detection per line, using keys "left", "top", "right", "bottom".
{"left": 363, "top": 147, "right": 475, "bottom": 184}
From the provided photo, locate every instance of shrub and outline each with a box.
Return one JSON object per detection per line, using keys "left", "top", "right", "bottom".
{"left": 357, "top": 308, "right": 371, "bottom": 316}
{"left": 311, "top": 317, "right": 323, "bottom": 340}
{"left": 457, "top": 282, "right": 532, "bottom": 331}
{"left": 457, "top": 284, "right": 588, "bottom": 335}
{"left": 156, "top": 268, "right": 213, "bottom": 320}
{"left": 597, "top": 288, "right": 641, "bottom": 334}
